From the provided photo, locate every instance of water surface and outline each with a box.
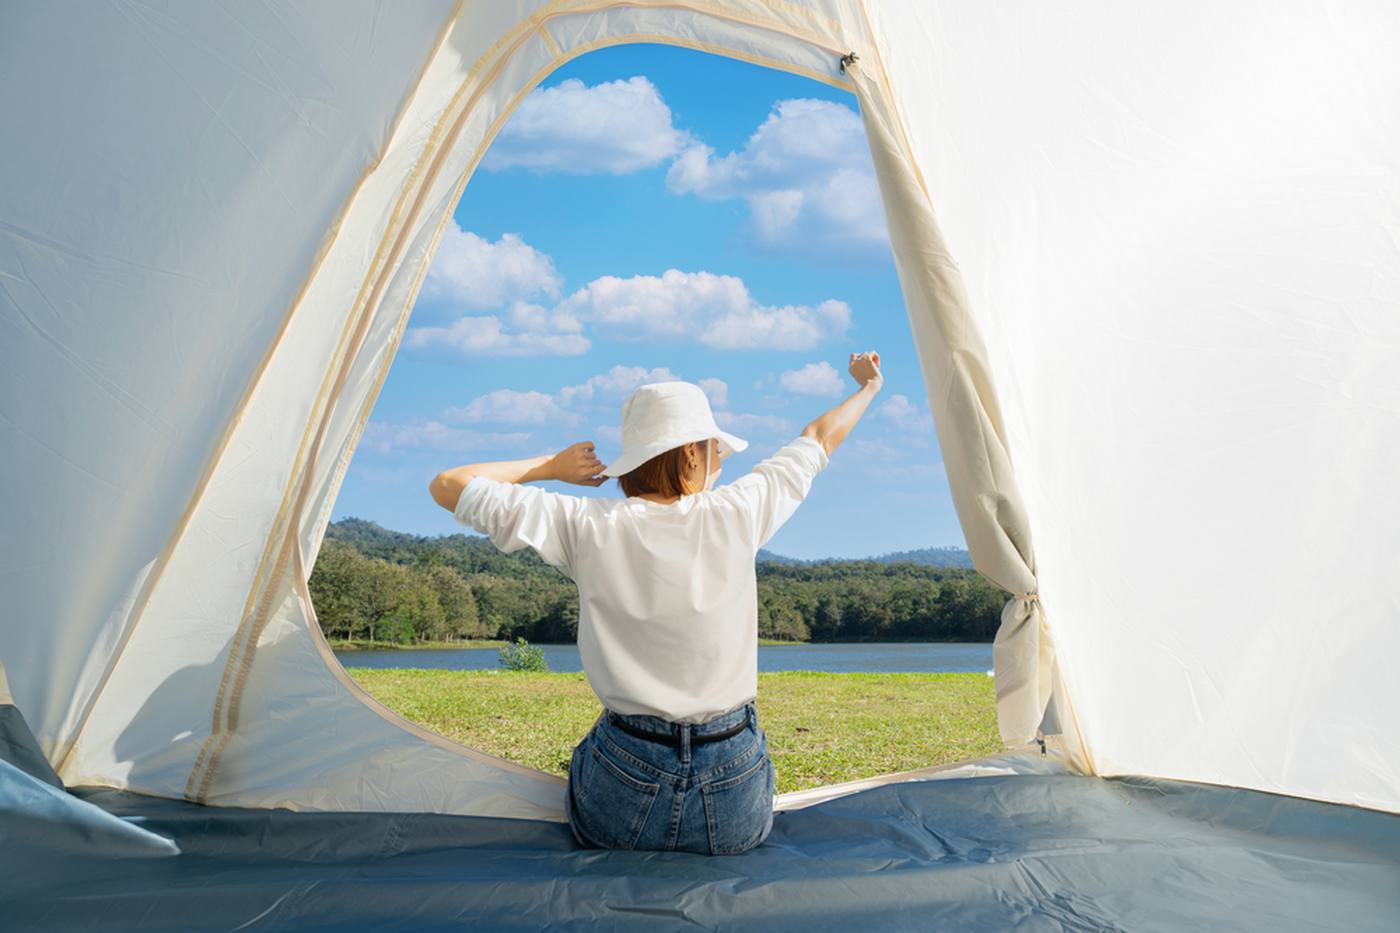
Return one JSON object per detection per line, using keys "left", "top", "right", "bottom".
{"left": 336, "top": 642, "right": 993, "bottom": 674}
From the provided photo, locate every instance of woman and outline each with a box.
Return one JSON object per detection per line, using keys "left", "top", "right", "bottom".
{"left": 428, "top": 350, "right": 884, "bottom": 854}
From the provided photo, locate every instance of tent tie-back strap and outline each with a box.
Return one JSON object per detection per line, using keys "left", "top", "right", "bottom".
{"left": 1016, "top": 593, "right": 1041, "bottom": 602}
{"left": 839, "top": 52, "right": 859, "bottom": 73}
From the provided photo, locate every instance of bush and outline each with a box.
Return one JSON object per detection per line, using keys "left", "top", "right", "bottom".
{"left": 498, "top": 637, "right": 549, "bottom": 672}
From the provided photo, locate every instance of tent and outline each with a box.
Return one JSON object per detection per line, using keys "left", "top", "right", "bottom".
{"left": 2, "top": 1, "right": 1397, "bottom": 927}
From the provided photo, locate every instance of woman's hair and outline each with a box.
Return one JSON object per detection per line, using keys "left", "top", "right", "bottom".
{"left": 618, "top": 444, "right": 705, "bottom": 499}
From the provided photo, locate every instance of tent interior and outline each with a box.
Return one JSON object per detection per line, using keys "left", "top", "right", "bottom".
{"left": 2, "top": 1, "right": 1398, "bottom": 928}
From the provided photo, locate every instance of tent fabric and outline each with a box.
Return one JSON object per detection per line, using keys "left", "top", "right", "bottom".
{"left": 21, "top": 693, "right": 1394, "bottom": 929}
{"left": 0, "top": 667, "right": 62, "bottom": 791}
{"left": 1, "top": 0, "right": 1397, "bottom": 828}
{"left": 1, "top": 696, "right": 181, "bottom": 860}
{"left": 5, "top": 767, "right": 1399, "bottom": 931}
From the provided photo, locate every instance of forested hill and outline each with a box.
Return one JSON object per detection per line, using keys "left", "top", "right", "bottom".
{"left": 310, "top": 518, "right": 1005, "bottom": 645}
{"left": 756, "top": 545, "right": 973, "bottom": 568}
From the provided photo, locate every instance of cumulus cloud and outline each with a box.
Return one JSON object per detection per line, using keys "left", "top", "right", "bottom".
{"left": 411, "top": 225, "right": 849, "bottom": 357}
{"left": 431, "top": 366, "right": 725, "bottom": 433}
{"left": 421, "top": 225, "right": 562, "bottom": 311}
{"left": 696, "top": 377, "right": 728, "bottom": 409}
{"left": 483, "top": 76, "right": 697, "bottom": 175}
{"left": 877, "top": 393, "right": 936, "bottom": 436}
{"left": 404, "top": 300, "right": 590, "bottom": 357}
{"left": 556, "top": 364, "right": 681, "bottom": 407}
{"left": 558, "top": 269, "right": 850, "bottom": 351}
{"left": 778, "top": 361, "right": 843, "bottom": 396}
{"left": 443, "top": 389, "right": 582, "bottom": 427}
{"left": 666, "top": 98, "right": 888, "bottom": 261}
{"left": 409, "top": 228, "right": 584, "bottom": 357}
{"left": 360, "top": 421, "right": 532, "bottom": 454}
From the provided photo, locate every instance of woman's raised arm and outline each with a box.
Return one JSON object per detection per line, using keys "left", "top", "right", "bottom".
{"left": 800, "top": 351, "right": 883, "bottom": 457}
{"left": 428, "top": 441, "right": 605, "bottom": 511}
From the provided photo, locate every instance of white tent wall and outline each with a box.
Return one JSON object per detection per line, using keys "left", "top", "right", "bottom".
{"left": 873, "top": 1, "right": 1400, "bottom": 812}
{"left": 0, "top": 1, "right": 458, "bottom": 773}
{"left": 2, "top": 0, "right": 1394, "bottom": 822}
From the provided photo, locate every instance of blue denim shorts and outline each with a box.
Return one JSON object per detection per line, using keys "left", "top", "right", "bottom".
{"left": 566, "top": 701, "right": 775, "bottom": 855}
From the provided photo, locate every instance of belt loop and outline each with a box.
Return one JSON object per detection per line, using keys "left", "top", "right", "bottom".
{"left": 680, "top": 722, "right": 691, "bottom": 765}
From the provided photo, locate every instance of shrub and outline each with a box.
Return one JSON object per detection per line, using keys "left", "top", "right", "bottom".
{"left": 498, "top": 637, "right": 549, "bottom": 672}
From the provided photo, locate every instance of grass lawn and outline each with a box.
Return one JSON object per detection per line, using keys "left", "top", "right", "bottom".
{"left": 344, "top": 669, "right": 1001, "bottom": 795}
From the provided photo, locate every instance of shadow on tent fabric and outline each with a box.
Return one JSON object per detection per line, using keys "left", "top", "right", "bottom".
{"left": 2, "top": 768, "right": 1397, "bottom": 930}
{"left": 111, "top": 656, "right": 231, "bottom": 781}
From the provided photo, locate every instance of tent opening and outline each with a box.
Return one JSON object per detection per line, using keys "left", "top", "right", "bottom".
{"left": 308, "top": 41, "right": 1008, "bottom": 799}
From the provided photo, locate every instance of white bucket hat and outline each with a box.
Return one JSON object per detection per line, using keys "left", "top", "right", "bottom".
{"left": 600, "top": 381, "right": 748, "bottom": 478}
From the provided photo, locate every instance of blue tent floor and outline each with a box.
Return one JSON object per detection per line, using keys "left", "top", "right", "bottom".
{"left": 5, "top": 760, "right": 1399, "bottom": 931}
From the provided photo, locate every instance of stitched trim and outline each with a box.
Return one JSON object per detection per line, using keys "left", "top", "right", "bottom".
{"left": 701, "top": 751, "right": 768, "bottom": 794}
{"left": 601, "top": 732, "right": 683, "bottom": 786}
{"left": 702, "top": 754, "right": 772, "bottom": 854}
{"left": 578, "top": 744, "right": 660, "bottom": 847}
{"left": 592, "top": 744, "right": 663, "bottom": 795}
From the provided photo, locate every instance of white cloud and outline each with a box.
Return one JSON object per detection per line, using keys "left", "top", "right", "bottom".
{"left": 666, "top": 98, "right": 889, "bottom": 260}
{"left": 778, "top": 361, "right": 843, "bottom": 397}
{"left": 444, "top": 389, "right": 582, "bottom": 427}
{"left": 421, "top": 226, "right": 562, "bottom": 310}
{"left": 404, "top": 300, "right": 590, "bottom": 358}
{"left": 877, "top": 393, "right": 936, "bottom": 436}
{"left": 483, "top": 76, "right": 697, "bottom": 175}
{"left": 558, "top": 269, "right": 850, "bottom": 351}
{"left": 434, "top": 366, "right": 722, "bottom": 434}
{"left": 556, "top": 364, "right": 682, "bottom": 407}
{"left": 413, "top": 250, "right": 850, "bottom": 357}
{"left": 696, "top": 377, "right": 728, "bottom": 409}
{"left": 361, "top": 421, "right": 533, "bottom": 455}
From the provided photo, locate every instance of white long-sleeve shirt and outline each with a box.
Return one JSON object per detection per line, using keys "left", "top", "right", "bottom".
{"left": 453, "top": 434, "right": 829, "bottom": 723}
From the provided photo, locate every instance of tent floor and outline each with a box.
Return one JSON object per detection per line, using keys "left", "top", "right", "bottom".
{"left": 5, "top": 762, "right": 1398, "bottom": 931}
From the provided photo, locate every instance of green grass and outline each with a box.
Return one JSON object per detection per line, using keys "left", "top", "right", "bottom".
{"left": 344, "top": 669, "right": 1001, "bottom": 795}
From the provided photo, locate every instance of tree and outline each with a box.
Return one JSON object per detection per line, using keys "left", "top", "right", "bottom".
{"left": 423, "top": 564, "right": 481, "bottom": 640}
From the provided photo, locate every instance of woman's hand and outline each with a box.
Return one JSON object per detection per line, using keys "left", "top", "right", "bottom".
{"left": 849, "top": 350, "right": 883, "bottom": 391}
{"left": 549, "top": 440, "right": 607, "bottom": 487}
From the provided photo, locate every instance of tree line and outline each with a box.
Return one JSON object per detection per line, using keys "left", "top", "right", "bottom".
{"left": 309, "top": 518, "right": 1008, "bottom": 645}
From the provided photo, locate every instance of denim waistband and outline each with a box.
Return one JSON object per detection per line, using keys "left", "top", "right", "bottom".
{"left": 604, "top": 701, "right": 755, "bottom": 740}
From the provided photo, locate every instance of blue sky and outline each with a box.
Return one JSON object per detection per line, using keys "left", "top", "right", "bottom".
{"left": 332, "top": 43, "right": 962, "bottom": 560}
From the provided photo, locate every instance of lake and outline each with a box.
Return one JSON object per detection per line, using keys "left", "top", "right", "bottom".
{"left": 336, "top": 642, "right": 994, "bottom": 674}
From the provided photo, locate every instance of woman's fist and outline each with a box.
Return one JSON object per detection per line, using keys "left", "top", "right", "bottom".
{"left": 849, "top": 350, "right": 883, "bottom": 390}
{"left": 551, "top": 441, "right": 607, "bottom": 486}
